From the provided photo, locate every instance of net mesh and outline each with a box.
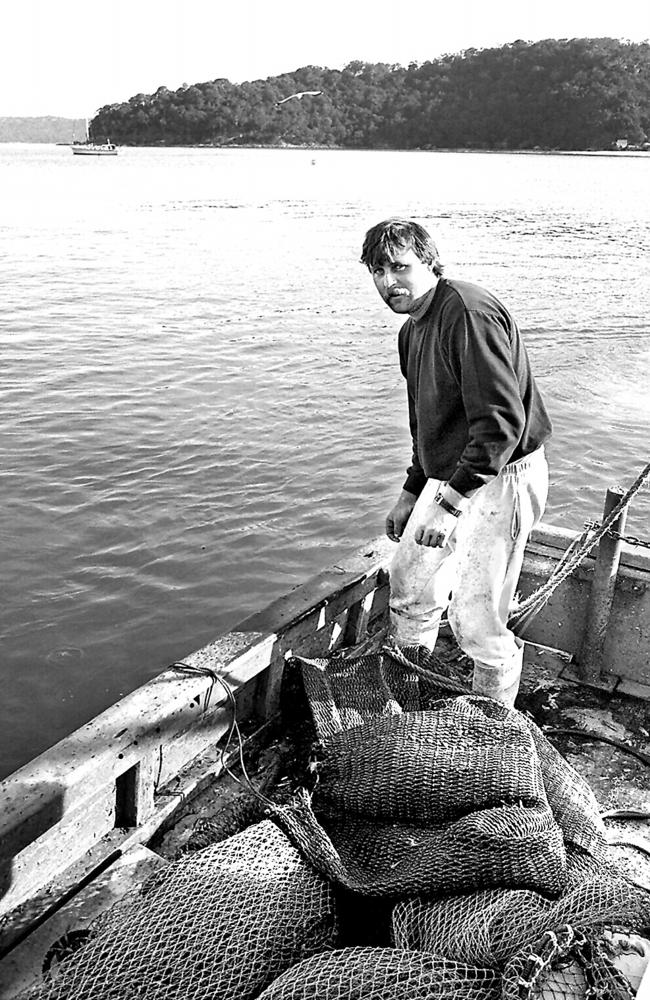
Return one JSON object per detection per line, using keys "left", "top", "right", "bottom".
{"left": 271, "top": 648, "right": 606, "bottom": 897}
{"left": 18, "top": 644, "right": 650, "bottom": 1000}
{"left": 392, "top": 854, "right": 650, "bottom": 969}
{"left": 501, "top": 924, "right": 649, "bottom": 1000}
{"left": 255, "top": 945, "right": 501, "bottom": 1000}
{"left": 25, "top": 820, "right": 336, "bottom": 1000}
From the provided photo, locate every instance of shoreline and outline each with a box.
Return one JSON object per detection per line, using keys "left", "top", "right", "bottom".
{"left": 2, "top": 138, "right": 649, "bottom": 156}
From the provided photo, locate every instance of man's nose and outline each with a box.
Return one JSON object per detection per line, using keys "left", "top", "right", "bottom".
{"left": 383, "top": 270, "right": 397, "bottom": 290}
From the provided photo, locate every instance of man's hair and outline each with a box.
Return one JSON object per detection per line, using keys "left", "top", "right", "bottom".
{"left": 360, "top": 218, "right": 444, "bottom": 276}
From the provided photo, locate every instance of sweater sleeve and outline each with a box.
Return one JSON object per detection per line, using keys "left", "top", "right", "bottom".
{"left": 403, "top": 444, "right": 427, "bottom": 496}
{"left": 445, "top": 309, "right": 526, "bottom": 495}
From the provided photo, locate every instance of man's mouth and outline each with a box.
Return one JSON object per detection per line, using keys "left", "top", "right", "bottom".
{"left": 389, "top": 289, "right": 409, "bottom": 298}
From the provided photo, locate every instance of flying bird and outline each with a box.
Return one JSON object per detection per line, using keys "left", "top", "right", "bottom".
{"left": 276, "top": 91, "right": 323, "bottom": 106}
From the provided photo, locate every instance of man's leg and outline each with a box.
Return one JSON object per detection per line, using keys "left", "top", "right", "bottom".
{"left": 448, "top": 449, "right": 549, "bottom": 706}
{"left": 389, "top": 479, "right": 457, "bottom": 650}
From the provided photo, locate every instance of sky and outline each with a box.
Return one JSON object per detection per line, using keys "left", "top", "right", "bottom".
{"left": 1, "top": 0, "right": 649, "bottom": 118}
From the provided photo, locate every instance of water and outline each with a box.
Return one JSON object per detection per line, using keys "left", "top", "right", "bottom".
{"left": 1, "top": 145, "right": 649, "bottom": 778}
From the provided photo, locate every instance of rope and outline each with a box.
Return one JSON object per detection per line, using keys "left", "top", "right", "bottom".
{"left": 381, "top": 642, "right": 471, "bottom": 694}
{"left": 510, "top": 460, "right": 650, "bottom": 632}
{"left": 543, "top": 727, "right": 650, "bottom": 768}
{"left": 169, "top": 661, "right": 276, "bottom": 809}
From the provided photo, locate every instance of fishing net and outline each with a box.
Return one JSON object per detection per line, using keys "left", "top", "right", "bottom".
{"left": 392, "top": 853, "right": 650, "bottom": 969}
{"left": 271, "top": 646, "right": 606, "bottom": 897}
{"left": 502, "top": 924, "right": 650, "bottom": 1000}
{"left": 252, "top": 647, "right": 649, "bottom": 998}
{"left": 255, "top": 945, "right": 502, "bottom": 1000}
{"left": 25, "top": 819, "right": 336, "bottom": 1000}
{"left": 18, "top": 643, "right": 650, "bottom": 1000}
{"left": 250, "top": 924, "right": 650, "bottom": 1000}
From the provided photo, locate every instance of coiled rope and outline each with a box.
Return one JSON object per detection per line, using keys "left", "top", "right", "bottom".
{"left": 510, "top": 460, "right": 650, "bottom": 633}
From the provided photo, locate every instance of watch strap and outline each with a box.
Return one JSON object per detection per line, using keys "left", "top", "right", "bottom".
{"left": 434, "top": 491, "right": 462, "bottom": 517}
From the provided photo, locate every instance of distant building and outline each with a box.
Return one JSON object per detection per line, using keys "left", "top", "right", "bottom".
{"left": 615, "top": 138, "right": 629, "bottom": 150}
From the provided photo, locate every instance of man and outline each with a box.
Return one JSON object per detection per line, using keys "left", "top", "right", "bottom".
{"left": 361, "top": 218, "right": 552, "bottom": 706}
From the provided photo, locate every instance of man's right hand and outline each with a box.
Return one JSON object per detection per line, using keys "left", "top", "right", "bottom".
{"left": 385, "top": 490, "right": 417, "bottom": 542}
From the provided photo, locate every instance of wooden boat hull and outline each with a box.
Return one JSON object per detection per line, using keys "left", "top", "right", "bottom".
{"left": 71, "top": 145, "right": 117, "bottom": 156}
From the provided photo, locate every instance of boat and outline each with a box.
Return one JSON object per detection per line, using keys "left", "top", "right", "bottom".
{"left": 71, "top": 140, "right": 117, "bottom": 157}
{"left": 0, "top": 477, "right": 648, "bottom": 997}
{"left": 70, "top": 119, "right": 118, "bottom": 156}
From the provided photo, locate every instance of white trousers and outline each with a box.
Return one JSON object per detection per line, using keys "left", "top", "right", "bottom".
{"left": 389, "top": 448, "right": 549, "bottom": 703}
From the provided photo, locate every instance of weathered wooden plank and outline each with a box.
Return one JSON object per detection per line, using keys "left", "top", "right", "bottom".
{"left": 0, "top": 664, "right": 267, "bottom": 920}
{"left": 618, "top": 678, "right": 650, "bottom": 700}
{"left": 0, "top": 716, "right": 277, "bottom": 954}
{"left": 0, "top": 651, "right": 253, "bottom": 864}
{"left": 239, "top": 538, "right": 392, "bottom": 636}
{"left": 517, "top": 547, "right": 593, "bottom": 652}
{"left": 343, "top": 589, "right": 379, "bottom": 646}
{"left": 1, "top": 787, "right": 115, "bottom": 918}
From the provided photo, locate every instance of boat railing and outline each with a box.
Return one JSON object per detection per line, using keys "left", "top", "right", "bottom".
{"left": 521, "top": 520, "right": 650, "bottom": 694}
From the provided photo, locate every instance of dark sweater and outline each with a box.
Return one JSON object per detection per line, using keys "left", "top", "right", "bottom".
{"left": 399, "top": 278, "right": 552, "bottom": 497}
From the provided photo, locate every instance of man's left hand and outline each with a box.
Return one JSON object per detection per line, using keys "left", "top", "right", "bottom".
{"left": 413, "top": 504, "right": 459, "bottom": 548}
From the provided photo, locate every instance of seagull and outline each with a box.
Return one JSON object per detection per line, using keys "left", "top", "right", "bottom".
{"left": 276, "top": 91, "right": 323, "bottom": 105}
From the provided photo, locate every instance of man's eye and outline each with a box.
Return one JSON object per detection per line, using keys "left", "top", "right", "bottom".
{"left": 394, "top": 264, "right": 406, "bottom": 271}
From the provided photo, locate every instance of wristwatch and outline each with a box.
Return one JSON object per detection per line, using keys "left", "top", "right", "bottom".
{"left": 434, "top": 491, "right": 462, "bottom": 517}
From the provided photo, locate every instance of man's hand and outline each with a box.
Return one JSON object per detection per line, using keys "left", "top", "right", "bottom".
{"left": 413, "top": 501, "right": 458, "bottom": 548}
{"left": 385, "top": 490, "right": 417, "bottom": 542}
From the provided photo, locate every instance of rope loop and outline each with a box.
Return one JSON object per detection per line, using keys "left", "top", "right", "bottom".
{"left": 169, "top": 660, "right": 276, "bottom": 808}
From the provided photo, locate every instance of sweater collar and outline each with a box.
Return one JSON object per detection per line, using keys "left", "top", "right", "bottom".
{"left": 409, "top": 278, "right": 442, "bottom": 322}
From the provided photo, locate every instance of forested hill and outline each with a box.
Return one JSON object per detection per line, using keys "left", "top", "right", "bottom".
{"left": 91, "top": 38, "right": 650, "bottom": 151}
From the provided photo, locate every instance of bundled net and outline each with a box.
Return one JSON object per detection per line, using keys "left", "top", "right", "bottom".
{"left": 392, "top": 852, "right": 650, "bottom": 970}
{"left": 255, "top": 945, "right": 501, "bottom": 1000}
{"left": 20, "top": 644, "right": 650, "bottom": 1000}
{"left": 271, "top": 647, "right": 606, "bottom": 897}
{"left": 258, "top": 647, "right": 650, "bottom": 998}
{"left": 25, "top": 820, "right": 336, "bottom": 1000}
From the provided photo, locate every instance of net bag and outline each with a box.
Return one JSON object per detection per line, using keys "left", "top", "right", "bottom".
{"left": 25, "top": 820, "right": 336, "bottom": 1000}
{"left": 391, "top": 846, "right": 650, "bottom": 999}
{"left": 392, "top": 855, "right": 650, "bottom": 969}
{"left": 272, "top": 648, "right": 606, "bottom": 897}
{"left": 256, "top": 945, "right": 501, "bottom": 1000}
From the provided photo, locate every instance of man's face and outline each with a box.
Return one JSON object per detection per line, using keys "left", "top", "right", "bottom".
{"left": 370, "top": 245, "right": 438, "bottom": 314}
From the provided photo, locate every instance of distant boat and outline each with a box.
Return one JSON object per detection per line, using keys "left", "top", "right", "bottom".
{"left": 70, "top": 118, "right": 118, "bottom": 156}
{"left": 71, "top": 140, "right": 118, "bottom": 156}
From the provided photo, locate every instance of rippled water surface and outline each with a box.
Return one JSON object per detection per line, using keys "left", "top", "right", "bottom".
{"left": 1, "top": 145, "right": 649, "bottom": 777}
